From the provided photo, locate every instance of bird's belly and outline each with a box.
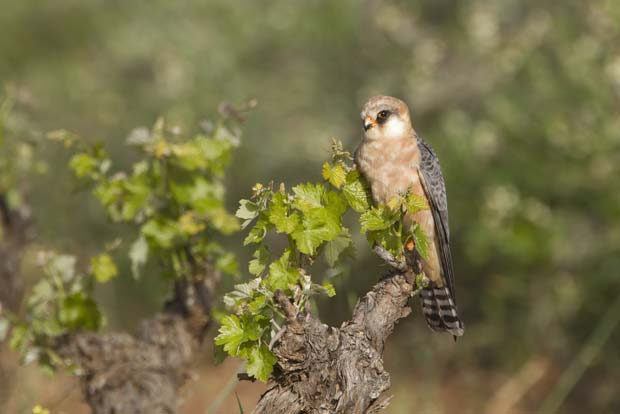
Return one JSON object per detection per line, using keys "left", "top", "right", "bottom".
{"left": 357, "top": 148, "right": 444, "bottom": 285}
{"left": 356, "top": 138, "right": 422, "bottom": 205}
{"left": 365, "top": 165, "right": 417, "bottom": 205}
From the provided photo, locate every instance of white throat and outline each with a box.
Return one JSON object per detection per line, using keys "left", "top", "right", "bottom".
{"left": 382, "top": 117, "right": 407, "bottom": 139}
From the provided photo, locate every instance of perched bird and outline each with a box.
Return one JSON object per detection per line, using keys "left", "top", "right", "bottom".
{"left": 354, "top": 95, "right": 464, "bottom": 337}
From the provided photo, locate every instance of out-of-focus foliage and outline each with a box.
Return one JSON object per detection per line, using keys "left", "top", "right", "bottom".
{"left": 5, "top": 116, "right": 242, "bottom": 375}
{"left": 8, "top": 253, "right": 102, "bottom": 373}
{"left": 54, "top": 116, "right": 241, "bottom": 280}
{"left": 0, "top": 94, "right": 46, "bottom": 234}
{"left": 1, "top": 0, "right": 620, "bottom": 412}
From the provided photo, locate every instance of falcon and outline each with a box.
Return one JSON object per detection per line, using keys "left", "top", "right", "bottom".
{"left": 354, "top": 95, "right": 464, "bottom": 337}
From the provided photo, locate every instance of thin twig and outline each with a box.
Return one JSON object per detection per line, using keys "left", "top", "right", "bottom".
{"left": 372, "top": 244, "right": 407, "bottom": 272}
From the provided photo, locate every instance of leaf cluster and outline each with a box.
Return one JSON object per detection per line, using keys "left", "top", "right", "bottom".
{"left": 7, "top": 253, "right": 105, "bottom": 373}
{"left": 216, "top": 139, "right": 432, "bottom": 381}
{"left": 2, "top": 115, "right": 242, "bottom": 374}
{"left": 56, "top": 117, "right": 241, "bottom": 281}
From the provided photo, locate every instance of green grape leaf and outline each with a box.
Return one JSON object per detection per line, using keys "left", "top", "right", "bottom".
{"left": 170, "top": 142, "right": 209, "bottom": 171}
{"left": 268, "top": 192, "right": 301, "bottom": 234}
{"left": 266, "top": 250, "right": 300, "bottom": 291}
{"left": 142, "top": 218, "right": 184, "bottom": 249}
{"left": 322, "top": 282, "right": 336, "bottom": 297}
{"left": 243, "top": 216, "right": 271, "bottom": 245}
{"left": 69, "top": 153, "right": 97, "bottom": 178}
{"left": 208, "top": 207, "right": 240, "bottom": 234}
{"left": 90, "top": 253, "right": 118, "bottom": 283}
{"left": 292, "top": 183, "right": 324, "bottom": 212}
{"left": 323, "top": 190, "right": 348, "bottom": 218}
{"left": 367, "top": 229, "right": 403, "bottom": 256}
{"left": 322, "top": 162, "right": 347, "bottom": 189}
{"left": 223, "top": 278, "right": 261, "bottom": 308}
{"left": 405, "top": 193, "right": 430, "bottom": 214}
{"left": 248, "top": 245, "right": 270, "bottom": 276}
{"left": 292, "top": 208, "right": 341, "bottom": 255}
{"left": 360, "top": 207, "right": 396, "bottom": 232}
{"left": 342, "top": 170, "right": 370, "bottom": 212}
{"left": 214, "top": 315, "right": 246, "bottom": 356}
{"left": 412, "top": 224, "right": 430, "bottom": 261}
{"left": 236, "top": 199, "right": 260, "bottom": 229}
{"left": 246, "top": 344, "right": 277, "bottom": 382}
{"left": 170, "top": 174, "right": 223, "bottom": 214}
{"left": 58, "top": 292, "right": 102, "bottom": 331}
{"left": 323, "top": 229, "right": 353, "bottom": 267}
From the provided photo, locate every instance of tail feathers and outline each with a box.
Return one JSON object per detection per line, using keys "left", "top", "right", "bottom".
{"left": 421, "top": 284, "right": 464, "bottom": 337}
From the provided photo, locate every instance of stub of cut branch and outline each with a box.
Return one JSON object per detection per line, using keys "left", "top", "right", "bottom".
{"left": 252, "top": 272, "right": 414, "bottom": 414}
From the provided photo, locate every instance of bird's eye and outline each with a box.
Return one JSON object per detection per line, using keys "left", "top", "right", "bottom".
{"left": 376, "top": 110, "right": 390, "bottom": 121}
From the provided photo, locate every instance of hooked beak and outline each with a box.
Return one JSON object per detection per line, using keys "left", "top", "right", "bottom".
{"left": 363, "top": 116, "right": 376, "bottom": 131}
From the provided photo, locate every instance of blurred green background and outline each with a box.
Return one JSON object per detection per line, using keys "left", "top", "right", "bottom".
{"left": 2, "top": 1, "right": 620, "bottom": 413}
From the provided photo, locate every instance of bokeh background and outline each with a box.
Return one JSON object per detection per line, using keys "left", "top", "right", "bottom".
{"left": 2, "top": 1, "right": 620, "bottom": 413}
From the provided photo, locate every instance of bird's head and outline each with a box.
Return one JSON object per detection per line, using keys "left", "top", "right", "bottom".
{"left": 360, "top": 95, "right": 413, "bottom": 140}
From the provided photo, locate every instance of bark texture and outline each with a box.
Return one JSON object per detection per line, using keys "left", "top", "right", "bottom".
{"left": 0, "top": 196, "right": 31, "bottom": 409}
{"left": 56, "top": 277, "right": 216, "bottom": 414}
{"left": 253, "top": 271, "right": 415, "bottom": 414}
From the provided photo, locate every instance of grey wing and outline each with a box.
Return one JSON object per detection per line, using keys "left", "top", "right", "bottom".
{"left": 416, "top": 136, "right": 457, "bottom": 300}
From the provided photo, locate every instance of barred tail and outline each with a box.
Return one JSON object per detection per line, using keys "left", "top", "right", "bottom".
{"left": 420, "top": 284, "right": 464, "bottom": 337}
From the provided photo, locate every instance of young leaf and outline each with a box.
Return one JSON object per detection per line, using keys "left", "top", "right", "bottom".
{"left": 248, "top": 245, "right": 270, "bottom": 276}
{"left": 291, "top": 208, "right": 340, "bottom": 255}
{"left": 129, "top": 235, "right": 148, "bottom": 279}
{"left": 292, "top": 183, "right": 324, "bottom": 212}
{"left": 405, "top": 193, "right": 430, "bottom": 214}
{"left": 412, "top": 224, "right": 431, "bottom": 261}
{"left": 360, "top": 207, "right": 395, "bottom": 232}
{"left": 90, "top": 253, "right": 118, "bottom": 284}
{"left": 69, "top": 153, "right": 98, "bottom": 178}
{"left": 214, "top": 314, "right": 246, "bottom": 356}
{"left": 179, "top": 212, "right": 206, "bottom": 235}
{"left": 243, "top": 216, "right": 271, "bottom": 245}
{"left": 322, "top": 162, "right": 346, "bottom": 189}
{"left": 323, "top": 229, "right": 353, "bottom": 267}
{"left": 323, "top": 190, "right": 348, "bottom": 218}
{"left": 268, "top": 192, "right": 300, "bottom": 234}
{"left": 322, "top": 282, "right": 336, "bottom": 297}
{"left": 266, "top": 250, "right": 300, "bottom": 291}
{"left": 58, "top": 292, "right": 102, "bottom": 331}
{"left": 342, "top": 170, "right": 370, "bottom": 212}
{"left": 236, "top": 199, "right": 259, "bottom": 229}
{"left": 246, "top": 344, "right": 277, "bottom": 382}
{"left": 142, "top": 218, "right": 184, "bottom": 249}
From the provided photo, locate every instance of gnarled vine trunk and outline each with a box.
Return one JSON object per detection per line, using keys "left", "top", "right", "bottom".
{"left": 252, "top": 272, "right": 414, "bottom": 414}
{"left": 56, "top": 278, "right": 216, "bottom": 414}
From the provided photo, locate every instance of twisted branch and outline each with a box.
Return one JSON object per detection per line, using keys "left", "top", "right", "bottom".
{"left": 252, "top": 263, "right": 415, "bottom": 414}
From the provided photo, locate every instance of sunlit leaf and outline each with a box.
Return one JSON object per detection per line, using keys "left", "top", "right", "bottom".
{"left": 266, "top": 250, "right": 300, "bottom": 290}
{"left": 342, "top": 170, "right": 370, "bottom": 212}
{"left": 246, "top": 344, "right": 277, "bottom": 382}
{"left": 90, "top": 253, "right": 118, "bottom": 283}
